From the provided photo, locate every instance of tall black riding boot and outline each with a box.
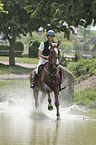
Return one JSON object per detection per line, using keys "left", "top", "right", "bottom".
{"left": 30, "top": 72, "right": 37, "bottom": 88}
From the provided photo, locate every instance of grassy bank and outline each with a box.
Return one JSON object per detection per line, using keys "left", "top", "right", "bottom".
{"left": 68, "top": 59, "right": 96, "bottom": 108}
{"left": 74, "top": 85, "right": 96, "bottom": 108}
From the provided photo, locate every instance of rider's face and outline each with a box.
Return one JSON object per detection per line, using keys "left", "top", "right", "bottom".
{"left": 48, "top": 35, "right": 54, "bottom": 42}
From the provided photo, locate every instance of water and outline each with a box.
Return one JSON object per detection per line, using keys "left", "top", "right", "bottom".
{"left": 0, "top": 80, "right": 96, "bottom": 145}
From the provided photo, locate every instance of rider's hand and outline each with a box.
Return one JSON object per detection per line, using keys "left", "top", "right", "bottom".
{"left": 46, "top": 56, "right": 49, "bottom": 60}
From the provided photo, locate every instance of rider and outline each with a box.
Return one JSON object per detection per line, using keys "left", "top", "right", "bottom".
{"left": 30, "top": 30, "right": 62, "bottom": 89}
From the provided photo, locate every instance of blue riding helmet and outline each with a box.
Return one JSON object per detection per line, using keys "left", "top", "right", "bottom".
{"left": 47, "top": 30, "right": 55, "bottom": 37}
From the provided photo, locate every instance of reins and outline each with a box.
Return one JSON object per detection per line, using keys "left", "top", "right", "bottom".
{"left": 44, "top": 65, "right": 59, "bottom": 76}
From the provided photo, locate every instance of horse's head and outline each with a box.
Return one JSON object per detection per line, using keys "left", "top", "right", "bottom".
{"left": 49, "top": 41, "right": 60, "bottom": 67}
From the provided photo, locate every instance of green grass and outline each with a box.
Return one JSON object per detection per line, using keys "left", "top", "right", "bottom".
{"left": 0, "top": 56, "right": 39, "bottom": 74}
{"left": 0, "top": 56, "right": 39, "bottom": 64}
{"left": 68, "top": 59, "right": 96, "bottom": 80}
{"left": 0, "top": 63, "right": 33, "bottom": 74}
{"left": 74, "top": 87, "right": 96, "bottom": 108}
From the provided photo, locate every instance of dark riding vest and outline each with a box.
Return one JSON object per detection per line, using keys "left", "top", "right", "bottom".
{"left": 42, "top": 40, "right": 56, "bottom": 56}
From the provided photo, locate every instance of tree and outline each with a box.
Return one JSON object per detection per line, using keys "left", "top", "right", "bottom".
{"left": 0, "top": 0, "right": 41, "bottom": 65}
{"left": 26, "top": 0, "right": 96, "bottom": 39}
{"left": 1, "top": 0, "right": 96, "bottom": 66}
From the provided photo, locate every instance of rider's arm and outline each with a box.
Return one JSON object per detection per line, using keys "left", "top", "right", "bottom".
{"left": 38, "top": 42, "right": 49, "bottom": 60}
{"left": 38, "top": 50, "right": 49, "bottom": 60}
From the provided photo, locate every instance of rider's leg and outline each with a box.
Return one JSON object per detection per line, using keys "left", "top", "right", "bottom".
{"left": 30, "top": 70, "right": 38, "bottom": 88}
{"left": 30, "top": 58, "right": 47, "bottom": 88}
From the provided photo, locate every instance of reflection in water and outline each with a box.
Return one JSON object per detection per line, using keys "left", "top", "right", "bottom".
{"left": 0, "top": 80, "right": 96, "bottom": 145}
{"left": 0, "top": 104, "right": 96, "bottom": 145}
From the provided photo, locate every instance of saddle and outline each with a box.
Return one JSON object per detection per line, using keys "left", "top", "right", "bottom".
{"left": 38, "top": 63, "right": 46, "bottom": 78}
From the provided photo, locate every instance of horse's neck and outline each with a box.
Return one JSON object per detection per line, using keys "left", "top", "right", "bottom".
{"left": 47, "top": 63, "right": 57, "bottom": 73}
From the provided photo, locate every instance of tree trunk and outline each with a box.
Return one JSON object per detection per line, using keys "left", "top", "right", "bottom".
{"left": 9, "top": 35, "right": 16, "bottom": 66}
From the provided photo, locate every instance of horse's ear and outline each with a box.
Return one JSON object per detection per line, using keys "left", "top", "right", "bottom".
{"left": 57, "top": 40, "right": 60, "bottom": 49}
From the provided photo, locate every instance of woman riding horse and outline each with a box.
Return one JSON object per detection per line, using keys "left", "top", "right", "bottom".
{"left": 30, "top": 30, "right": 62, "bottom": 90}
{"left": 30, "top": 39, "right": 61, "bottom": 119}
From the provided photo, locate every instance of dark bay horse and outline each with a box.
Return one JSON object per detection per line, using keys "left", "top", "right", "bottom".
{"left": 30, "top": 41, "right": 61, "bottom": 119}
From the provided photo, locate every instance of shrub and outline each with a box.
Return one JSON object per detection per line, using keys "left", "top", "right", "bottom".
{"left": 0, "top": 44, "right": 9, "bottom": 50}
{"left": 74, "top": 87, "right": 96, "bottom": 108}
{"left": 15, "top": 41, "right": 24, "bottom": 55}
{"left": 29, "top": 40, "right": 40, "bottom": 58}
{"left": 59, "top": 56, "right": 70, "bottom": 67}
{"left": 61, "top": 41, "right": 74, "bottom": 50}
{"left": 0, "top": 44, "right": 9, "bottom": 56}
{"left": 68, "top": 59, "right": 96, "bottom": 77}
{"left": 0, "top": 42, "right": 24, "bottom": 56}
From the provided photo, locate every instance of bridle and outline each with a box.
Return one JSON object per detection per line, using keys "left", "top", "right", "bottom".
{"left": 48, "top": 47, "right": 59, "bottom": 66}
{"left": 43, "top": 42, "right": 60, "bottom": 89}
{"left": 44, "top": 46, "right": 60, "bottom": 75}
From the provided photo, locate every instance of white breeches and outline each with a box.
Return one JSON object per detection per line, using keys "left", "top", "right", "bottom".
{"left": 35, "top": 57, "right": 48, "bottom": 74}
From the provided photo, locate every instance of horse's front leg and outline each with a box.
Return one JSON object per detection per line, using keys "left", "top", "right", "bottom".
{"left": 48, "top": 93, "right": 53, "bottom": 111}
{"left": 33, "top": 88, "right": 39, "bottom": 108}
{"left": 54, "top": 88, "right": 60, "bottom": 119}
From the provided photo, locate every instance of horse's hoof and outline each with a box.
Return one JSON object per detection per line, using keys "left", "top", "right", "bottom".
{"left": 57, "top": 117, "right": 60, "bottom": 121}
{"left": 48, "top": 105, "right": 53, "bottom": 111}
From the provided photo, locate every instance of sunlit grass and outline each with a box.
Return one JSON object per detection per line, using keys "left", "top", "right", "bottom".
{"left": 0, "top": 56, "right": 39, "bottom": 64}
{"left": 74, "top": 87, "right": 96, "bottom": 108}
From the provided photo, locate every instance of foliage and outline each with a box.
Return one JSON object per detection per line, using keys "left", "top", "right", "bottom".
{"left": 74, "top": 87, "right": 96, "bottom": 108}
{"left": 29, "top": 40, "right": 40, "bottom": 58}
{"left": 61, "top": 41, "right": 74, "bottom": 50}
{"left": 19, "top": 32, "right": 41, "bottom": 45}
{"left": 0, "top": 44, "right": 9, "bottom": 50}
{"left": 68, "top": 59, "right": 96, "bottom": 77}
{"left": 59, "top": 56, "right": 70, "bottom": 67}
{"left": 0, "top": 1, "right": 8, "bottom": 13}
{"left": 26, "top": 0, "right": 96, "bottom": 39}
{"left": 0, "top": 42, "right": 24, "bottom": 56}
{"left": 0, "top": 0, "right": 42, "bottom": 65}
{"left": 83, "top": 42, "right": 90, "bottom": 51}
{"left": 1, "top": 0, "right": 96, "bottom": 65}
{"left": 0, "top": 44, "right": 9, "bottom": 56}
{"left": 15, "top": 41, "right": 24, "bottom": 55}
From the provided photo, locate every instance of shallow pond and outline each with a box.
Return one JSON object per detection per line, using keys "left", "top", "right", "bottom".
{"left": 0, "top": 80, "right": 96, "bottom": 145}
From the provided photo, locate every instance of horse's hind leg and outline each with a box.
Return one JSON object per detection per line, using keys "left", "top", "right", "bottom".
{"left": 33, "top": 88, "right": 39, "bottom": 108}
{"left": 48, "top": 93, "right": 53, "bottom": 111}
{"left": 40, "top": 92, "right": 46, "bottom": 104}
